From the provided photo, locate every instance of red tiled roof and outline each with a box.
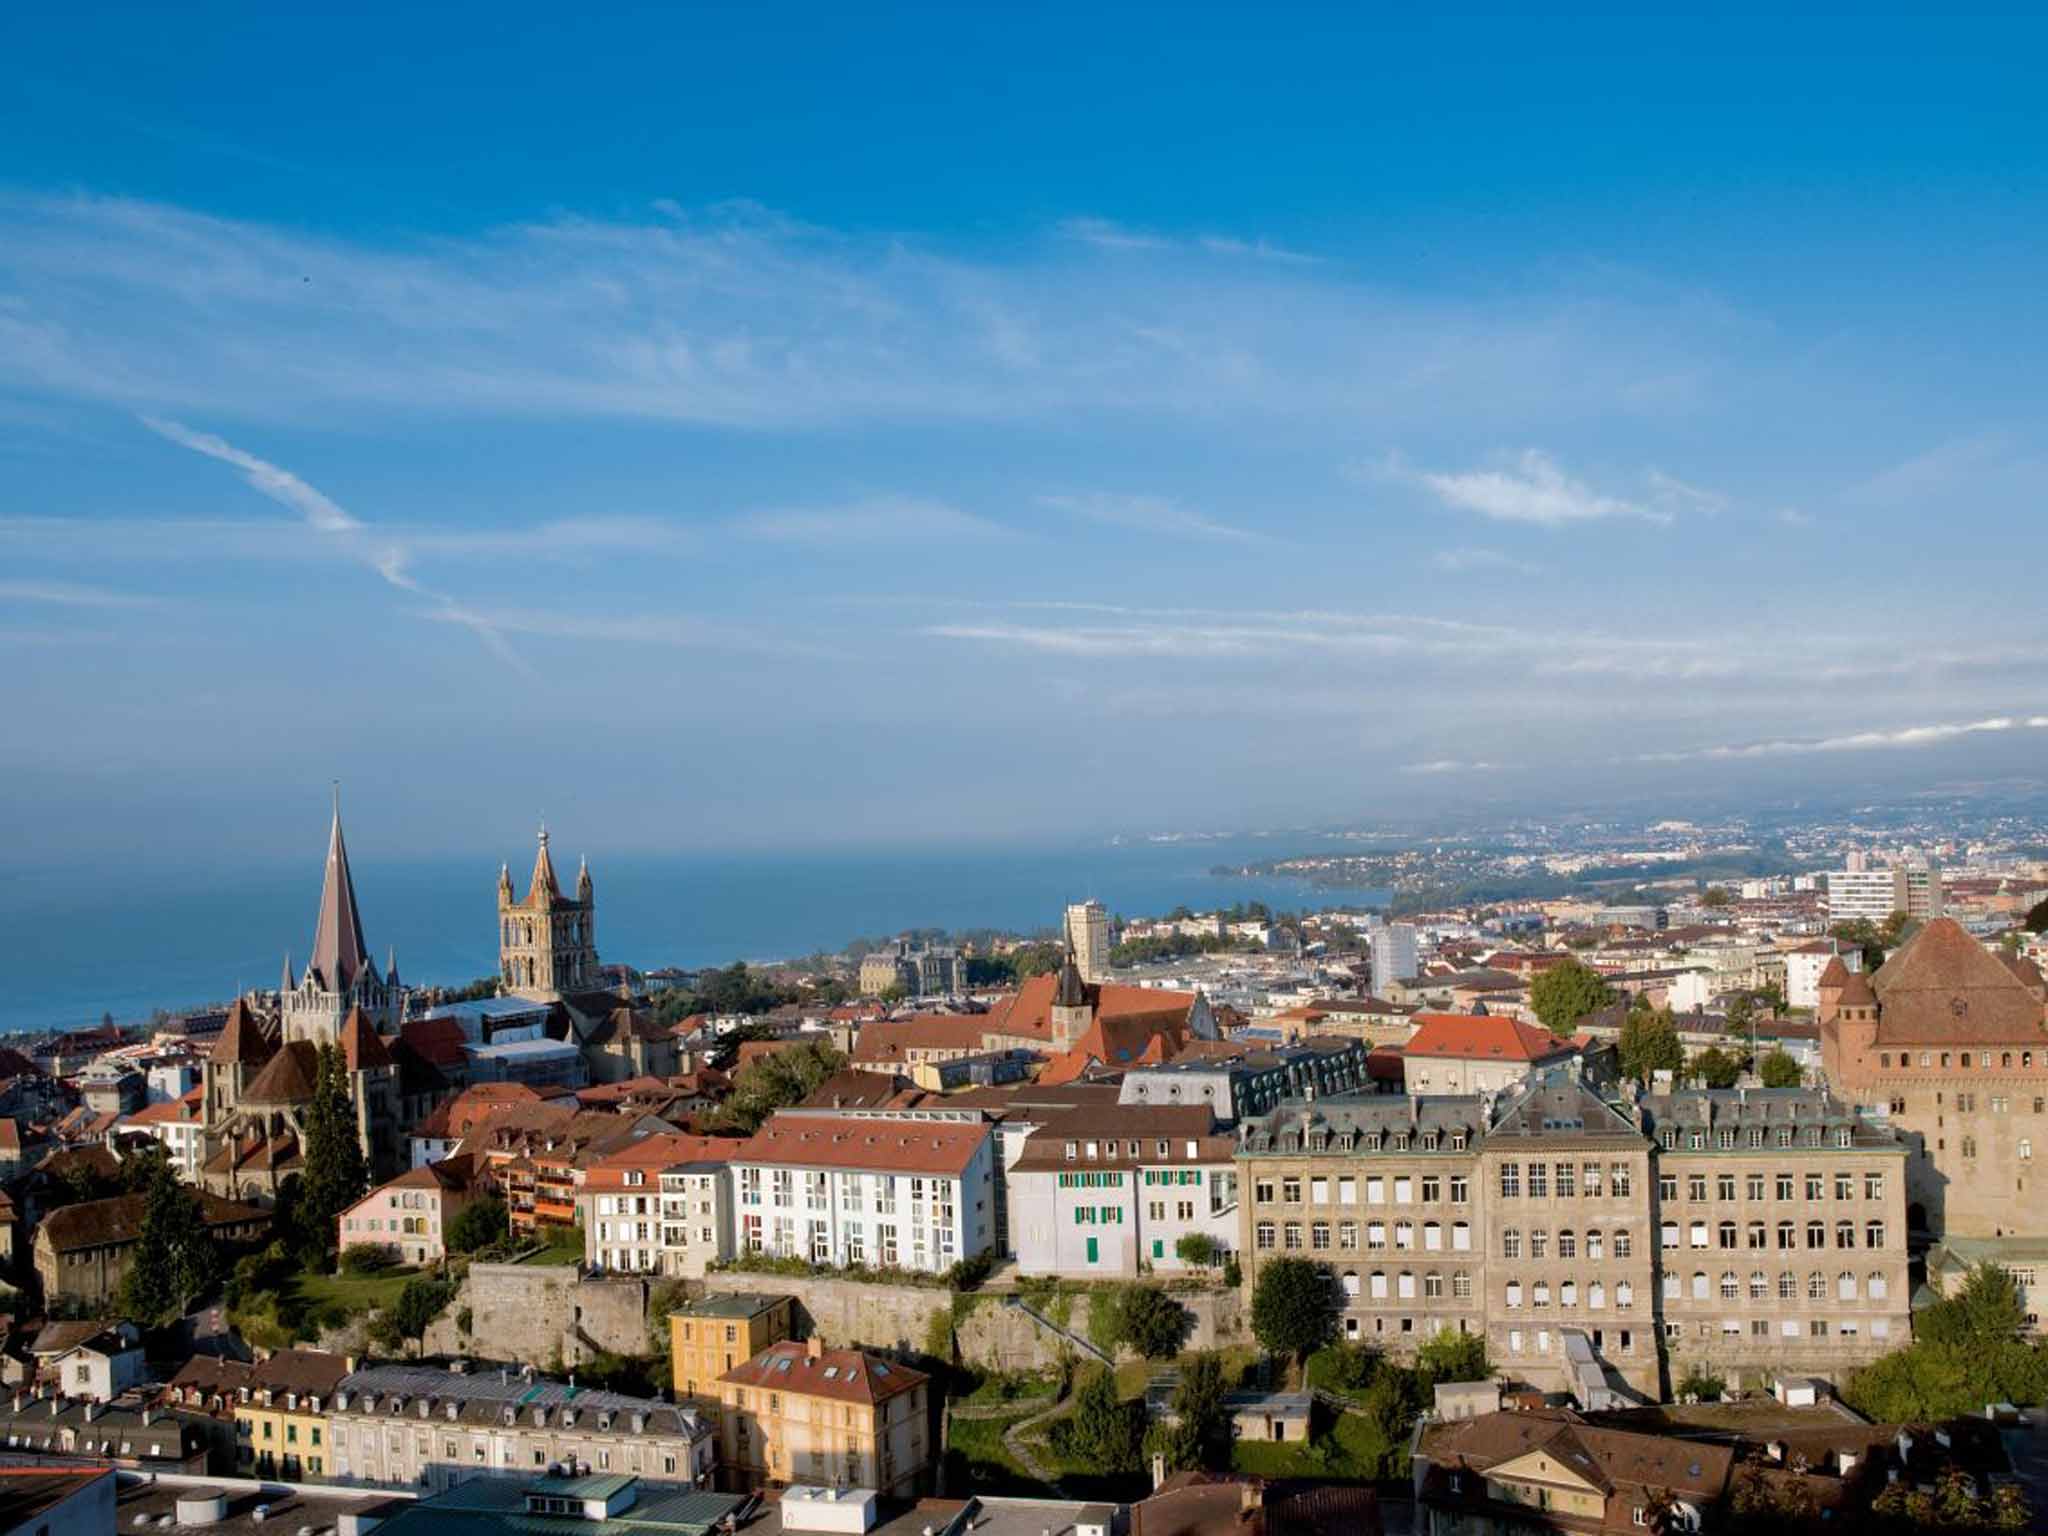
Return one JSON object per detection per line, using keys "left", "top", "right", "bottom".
{"left": 580, "top": 1132, "right": 734, "bottom": 1190}
{"left": 1404, "top": 1012, "right": 1574, "bottom": 1063}
{"left": 986, "top": 973, "right": 1201, "bottom": 1043}
{"left": 400, "top": 1017, "right": 471, "bottom": 1069}
{"left": 734, "top": 1113, "right": 988, "bottom": 1176}
{"left": 718, "top": 1339, "right": 925, "bottom": 1405}
{"left": 121, "top": 1087, "right": 203, "bottom": 1127}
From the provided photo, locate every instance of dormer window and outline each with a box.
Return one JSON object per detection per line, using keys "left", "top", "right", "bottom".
{"left": 1836, "top": 1127, "right": 1853, "bottom": 1148}
{"left": 1064, "top": 1142, "right": 1077, "bottom": 1161}
{"left": 1660, "top": 1131, "right": 1677, "bottom": 1150}
{"left": 1157, "top": 1140, "right": 1170, "bottom": 1156}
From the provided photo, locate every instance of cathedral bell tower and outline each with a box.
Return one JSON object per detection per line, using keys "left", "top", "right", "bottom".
{"left": 498, "top": 826, "right": 600, "bottom": 1001}
{"left": 1050, "top": 945, "right": 1095, "bottom": 1053}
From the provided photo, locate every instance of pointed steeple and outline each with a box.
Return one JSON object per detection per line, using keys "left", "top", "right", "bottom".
{"left": 281, "top": 952, "right": 295, "bottom": 997}
{"left": 385, "top": 946, "right": 401, "bottom": 990}
{"left": 307, "top": 785, "right": 371, "bottom": 993}
{"left": 576, "top": 854, "right": 593, "bottom": 903}
{"left": 527, "top": 825, "right": 560, "bottom": 907}
{"left": 498, "top": 862, "right": 515, "bottom": 902}
{"left": 1055, "top": 943, "right": 1090, "bottom": 1009}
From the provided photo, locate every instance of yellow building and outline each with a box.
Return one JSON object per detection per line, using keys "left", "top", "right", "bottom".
{"left": 716, "top": 1339, "right": 929, "bottom": 1497}
{"left": 669, "top": 1292, "right": 796, "bottom": 1403}
{"left": 164, "top": 1347, "right": 349, "bottom": 1480}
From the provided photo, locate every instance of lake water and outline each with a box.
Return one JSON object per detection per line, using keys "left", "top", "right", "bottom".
{"left": 0, "top": 833, "right": 1390, "bottom": 1034}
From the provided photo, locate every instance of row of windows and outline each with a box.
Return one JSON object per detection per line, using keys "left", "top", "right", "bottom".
{"left": 1502, "top": 1278, "right": 1635, "bottom": 1310}
{"left": 1253, "top": 1174, "right": 1472, "bottom": 1206}
{"left": 1656, "top": 1125, "right": 1853, "bottom": 1150}
{"left": 1253, "top": 1219, "right": 1475, "bottom": 1252}
{"left": 1661, "top": 1316, "right": 1890, "bottom": 1340}
{"left": 1658, "top": 1219, "right": 1885, "bottom": 1251}
{"left": 1657, "top": 1171, "right": 1885, "bottom": 1203}
{"left": 1880, "top": 1050, "right": 2039, "bottom": 1072}
{"left": 1499, "top": 1228, "right": 1632, "bottom": 1260}
{"left": 1338, "top": 1269, "right": 1475, "bottom": 1300}
{"left": 1662, "top": 1269, "right": 1891, "bottom": 1302}
{"left": 1496, "top": 1162, "right": 1636, "bottom": 1198}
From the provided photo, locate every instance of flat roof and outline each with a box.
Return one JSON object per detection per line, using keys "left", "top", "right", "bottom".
{"left": 114, "top": 1476, "right": 404, "bottom": 1528}
{"left": 670, "top": 1291, "right": 791, "bottom": 1319}
{"left": 427, "top": 998, "right": 555, "bottom": 1021}
{"left": 375, "top": 1477, "right": 749, "bottom": 1536}
{"left": 471, "top": 1038, "right": 583, "bottom": 1059}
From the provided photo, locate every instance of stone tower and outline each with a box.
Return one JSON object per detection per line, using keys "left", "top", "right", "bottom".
{"left": 1050, "top": 946, "right": 1095, "bottom": 1053}
{"left": 1064, "top": 900, "right": 1111, "bottom": 985}
{"left": 499, "top": 827, "right": 599, "bottom": 1000}
{"left": 280, "top": 790, "right": 400, "bottom": 1046}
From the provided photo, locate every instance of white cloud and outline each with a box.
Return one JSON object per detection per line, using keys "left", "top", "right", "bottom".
{"left": 1056, "top": 217, "right": 1171, "bottom": 252}
{"left": 1636, "top": 715, "right": 2048, "bottom": 763}
{"left": 1041, "top": 492, "right": 1267, "bottom": 544}
{"left": 1401, "top": 759, "right": 1498, "bottom": 775}
{"left": 0, "top": 579, "right": 154, "bottom": 608}
{"left": 1431, "top": 547, "right": 1537, "bottom": 574}
{"left": 140, "top": 416, "right": 524, "bottom": 668}
{"left": 733, "top": 496, "right": 1008, "bottom": 544}
{"left": 1410, "top": 450, "right": 1673, "bottom": 527}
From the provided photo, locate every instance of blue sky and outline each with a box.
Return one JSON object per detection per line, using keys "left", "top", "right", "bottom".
{"left": 4, "top": 4, "right": 2048, "bottom": 865}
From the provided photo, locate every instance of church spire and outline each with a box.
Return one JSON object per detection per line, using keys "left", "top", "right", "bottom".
{"left": 307, "top": 785, "right": 371, "bottom": 993}
{"left": 527, "top": 824, "right": 560, "bottom": 906}
{"left": 577, "top": 853, "right": 593, "bottom": 902}
{"left": 1055, "top": 942, "right": 1090, "bottom": 1009}
{"left": 280, "top": 951, "right": 295, "bottom": 996}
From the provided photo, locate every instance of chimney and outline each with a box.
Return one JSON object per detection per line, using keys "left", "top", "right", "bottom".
{"left": 1151, "top": 1452, "right": 1166, "bottom": 1491}
{"left": 805, "top": 1336, "right": 823, "bottom": 1361}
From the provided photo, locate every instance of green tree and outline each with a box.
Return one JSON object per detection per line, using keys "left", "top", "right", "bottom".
{"left": 372, "top": 1275, "right": 457, "bottom": 1357}
{"left": 2025, "top": 896, "right": 2048, "bottom": 935}
{"left": 1530, "top": 959, "right": 1616, "bottom": 1035}
{"left": 1174, "top": 1233, "right": 1221, "bottom": 1268}
{"left": 117, "top": 1158, "right": 223, "bottom": 1326}
{"left": 1844, "top": 1264, "right": 2048, "bottom": 1422}
{"left": 1830, "top": 918, "right": 1886, "bottom": 969}
{"left": 715, "top": 1038, "right": 848, "bottom": 1133}
{"left": 1415, "top": 1327, "right": 1491, "bottom": 1386}
{"left": 1755, "top": 981, "right": 1786, "bottom": 1014}
{"left": 1700, "top": 886, "right": 1732, "bottom": 908}
{"left": 296, "top": 1042, "right": 369, "bottom": 1265}
{"left": 1878, "top": 910, "right": 1920, "bottom": 950}
{"left": 1056, "top": 1366, "right": 1142, "bottom": 1472}
{"left": 1114, "top": 1285, "right": 1190, "bottom": 1359}
{"left": 1756, "top": 1048, "right": 1802, "bottom": 1088}
{"left": 1724, "top": 993, "right": 1754, "bottom": 1033}
{"left": 1009, "top": 942, "right": 1065, "bottom": 980}
{"left": 1250, "top": 1258, "right": 1334, "bottom": 1374}
{"left": 1674, "top": 1363, "right": 1726, "bottom": 1400}
{"left": 1618, "top": 1005, "right": 1685, "bottom": 1084}
{"left": 446, "top": 1196, "right": 509, "bottom": 1254}
{"left": 1144, "top": 1351, "right": 1228, "bottom": 1473}
{"left": 1689, "top": 1046, "right": 1742, "bottom": 1090}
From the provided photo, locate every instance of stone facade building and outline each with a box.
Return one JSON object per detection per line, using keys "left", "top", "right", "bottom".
{"left": 1820, "top": 917, "right": 2048, "bottom": 1238}
{"left": 35, "top": 1189, "right": 269, "bottom": 1309}
{"left": 1642, "top": 1088, "right": 1911, "bottom": 1389}
{"left": 499, "top": 828, "right": 601, "bottom": 1002}
{"left": 715, "top": 1338, "right": 929, "bottom": 1497}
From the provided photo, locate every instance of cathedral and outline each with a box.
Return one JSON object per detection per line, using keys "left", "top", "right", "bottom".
{"left": 498, "top": 827, "right": 600, "bottom": 1001}
{"left": 200, "top": 796, "right": 409, "bottom": 1200}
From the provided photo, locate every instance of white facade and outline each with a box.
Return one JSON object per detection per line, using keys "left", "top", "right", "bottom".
{"left": 1370, "top": 925, "right": 1419, "bottom": 993}
{"left": 1827, "top": 868, "right": 1909, "bottom": 923}
{"left": 1784, "top": 943, "right": 1861, "bottom": 1010}
{"left": 1065, "top": 900, "right": 1112, "bottom": 985}
{"left": 586, "top": 1163, "right": 734, "bottom": 1278}
{"left": 733, "top": 1137, "right": 996, "bottom": 1274}
{"left": 1010, "top": 1151, "right": 1239, "bottom": 1277}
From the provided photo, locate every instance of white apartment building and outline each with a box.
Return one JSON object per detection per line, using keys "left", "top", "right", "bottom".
{"left": 1903, "top": 861, "right": 1944, "bottom": 920}
{"left": 1007, "top": 1105, "right": 1239, "bottom": 1276}
{"left": 582, "top": 1132, "right": 736, "bottom": 1277}
{"left": 1783, "top": 939, "right": 1862, "bottom": 1010}
{"left": 731, "top": 1113, "right": 996, "bottom": 1274}
{"left": 1370, "top": 924, "right": 1420, "bottom": 993}
{"left": 1827, "top": 868, "right": 1909, "bottom": 923}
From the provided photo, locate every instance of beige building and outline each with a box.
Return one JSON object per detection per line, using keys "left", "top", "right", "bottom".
{"left": 716, "top": 1338, "right": 929, "bottom": 1497}
{"left": 1644, "top": 1088, "right": 1911, "bottom": 1391}
{"left": 1064, "top": 900, "right": 1112, "bottom": 985}
{"left": 669, "top": 1293, "right": 795, "bottom": 1403}
{"left": 35, "top": 1190, "right": 269, "bottom": 1310}
{"left": 1401, "top": 1013, "right": 1579, "bottom": 1097}
{"left": 498, "top": 827, "right": 601, "bottom": 1002}
{"left": 336, "top": 1153, "right": 488, "bottom": 1266}
{"left": 1239, "top": 1096, "right": 1489, "bottom": 1353}
{"left": 1819, "top": 918, "right": 2048, "bottom": 1238}
{"left": 1478, "top": 1084, "right": 1658, "bottom": 1398}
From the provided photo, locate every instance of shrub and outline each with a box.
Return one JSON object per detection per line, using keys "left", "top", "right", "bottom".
{"left": 1675, "top": 1364, "right": 1726, "bottom": 1401}
{"left": 340, "top": 1243, "right": 399, "bottom": 1276}
{"left": 1175, "top": 1233, "right": 1222, "bottom": 1269}
{"left": 446, "top": 1196, "right": 509, "bottom": 1255}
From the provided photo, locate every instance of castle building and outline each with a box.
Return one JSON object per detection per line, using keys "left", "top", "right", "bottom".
{"left": 499, "top": 828, "right": 600, "bottom": 1001}
{"left": 1819, "top": 916, "right": 2048, "bottom": 1239}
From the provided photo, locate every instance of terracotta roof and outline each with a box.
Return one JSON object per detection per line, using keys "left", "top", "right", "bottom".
{"left": 1418, "top": 1408, "right": 1733, "bottom": 1513}
{"left": 121, "top": 1088, "right": 203, "bottom": 1127}
{"left": 850, "top": 1015, "right": 988, "bottom": 1064}
{"left": 208, "top": 999, "right": 277, "bottom": 1068}
{"left": 400, "top": 1016, "right": 471, "bottom": 1069}
{"left": 242, "top": 1040, "right": 322, "bottom": 1106}
{"left": 1868, "top": 917, "right": 2048, "bottom": 1044}
{"left": 40, "top": 1190, "right": 269, "bottom": 1253}
{"left": 987, "top": 973, "right": 1202, "bottom": 1043}
{"left": 376, "top": 1153, "right": 486, "bottom": 1196}
{"left": 1835, "top": 970, "right": 1877, "bottom": 1007}
{"left": 580, "top": 1132, "right": 734, "bottom": 1189}
{"left": 1131, "top": 1475, "right": 1264, "bottom": 1536}
{"left": 718, "top": 1340, "right": 925, "bottom": 1406}
{"left": 1817, "top": 956, "right": 1851, "bottom": 988}
{"left": 1405, "top": 1012, "right": 1574, "bottom": 1063}
{"left": 735, "top": 1112, "right": 989, "bottom": 1176}
{"left": 339, "top": 1008, "right": 395, "bottom": 1071}
{"left": 414, "top": 1082, "right": 555, "bottom": 1140}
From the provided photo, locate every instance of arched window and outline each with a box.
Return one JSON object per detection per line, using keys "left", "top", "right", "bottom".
{"left": 1341, "top": 1270, "right": 1360, "bottom": 1297}
{"left": 1806, "top": 1221, "right": 1825, "bottom": 1249}
{"left": 1557, "top": 1230, "right": 1577, "bottom": 1260}
{"left": 1836, "top": 1221, "right": 1856, "bottom": 1248}
{"left": 1691, "top": 1271, "right": 1708, "bottom": 1300}
{"left": 1588, "top": 1281, "right": 1605, "bottom": 1309}
{"left": 1779, "top": 1271, "right": 1796, "bottom": 1299}
{"left": 1749, "top": 1270, "right": 1767, "bottom": 1299}
{"left": 1720, "top": 1272, "right": 1739, "bottom": 1300}
{"left": 1869, "top": 1271, "right": 1888, "bottom": 1299}
{"left": 1718, "top": 1221, "right": 1737, "bottom": 1249}
{"left": 1838, "top": 1271, "right": 1857, "bottom": 1300}
{"left": 1808, "top": 1271, "right": 1826, "bottom": 1300}
{"left": 1369, "top": 1271, "right": 1389, "bottom": 1299}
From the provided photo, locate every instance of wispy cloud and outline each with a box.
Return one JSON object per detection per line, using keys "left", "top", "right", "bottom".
{"left": 1637, "top": 715, "right": 2048, "bottom": 763}
{"left": 733, "top": 496, "right": 1008, "bottom": 544}
{"left": 1401, "top": 759, "right": 1498, "bottom": 775}
{"left": 1431, "top": 547, "right": 1538, "bottom": 574}
{"left": 1041, "top": 492, "right": 1267, "bottom": 544}
{"left": 1405, "top": 450, "right": 1675, "bottom": 527}
{"left": 1056, "top": 217, "right": 1172, "bottom": 252}
{"left": 140, "top": 416, "right": 524, "bottom": 668}
{"left": 0, "top": 579, "right": 155, "bottom": 608}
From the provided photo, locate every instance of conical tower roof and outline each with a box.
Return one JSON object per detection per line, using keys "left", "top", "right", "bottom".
{"left": 210, "top": 997, "right": 278, "bottom": 1067}
{"left": 339, "top": 1006, "right": 395, "bottom": 1071}
{"left": 307, "top": 790, "right": 371, "bottom": 993}
{"left": 1055, "top": 945, "right": 1090, "bottom": 1009}
{"left": 526, "top": 826, "right": 560, "bottom": 907}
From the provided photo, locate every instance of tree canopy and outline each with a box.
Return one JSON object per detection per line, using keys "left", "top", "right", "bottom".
{"left": 297, "top": 1042, "right": 369, "bottom": 1264}
{"left": 1756, "top": 1048, "right": 1802, "bottom": 1088}
{"left": 1530, "top": 959, "right": 1616, "bottom": 1035}
{"left": 1251, "top": 1258, "right": 1334, "bottom": 1369}
{"left": 446, "top": 1196, "right": 508, "bottom": 1254}
{"left": 1844, "top": 1264, "right": 2048, "bottom": 1422}
{"left": 1618, "top": 1004, "right": 1685, "bottom": 1083}
{"left": 372, "top": 1275, "right": 458, "bottom": 1357}
{"left": 1111, "top": 1284, "right": 1191, "bottom": 1359}
{"left": 2026, "top": 896, "right": 2048, "bottom": 935}
{"left": 1415, "top": 1326, "right": 1491, "bottom": 1387}
{"left": 1144, "top": 1351, "right": 1229, "bottom": 1473}
{"left": 117, "top": 1157, "right": 222, "bottom": 1326}
{"left": 1690, "top": 1045, "right": 1742, "bottom": 1089}
{"left": 715, "top": 1038, "right": 847, "bottom": 1133}
{"left": 1055, "top": 1366, "right": 1143, "bottom": 1472}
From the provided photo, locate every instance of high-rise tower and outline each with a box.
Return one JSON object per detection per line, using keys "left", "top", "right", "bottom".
{"left": 499, "top": 827, "right": 600, "bottom": 1000}
{"left": 1064, "top": 900, "right": 1111, "bottom": 985}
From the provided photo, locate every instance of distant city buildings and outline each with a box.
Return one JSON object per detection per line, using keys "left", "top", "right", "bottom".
{"left": 857, "top": 940, "right": 966, "bottom": 998}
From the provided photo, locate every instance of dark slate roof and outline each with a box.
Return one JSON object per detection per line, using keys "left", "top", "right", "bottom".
{"left": 209, "top": 998, "right": 278, "bottom": 1068}
{"left": 1240, "top": 1092, "right": 1486, "bottom": 1155}
{"left": 306, "top": 798, "right": 372, "bottom": 993}
{"left": 1486, "top": 1081, "right": 1646, "bottom": 1146}
{"left": 242, "top": 1040, "right": 322, "bottom": 1105}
